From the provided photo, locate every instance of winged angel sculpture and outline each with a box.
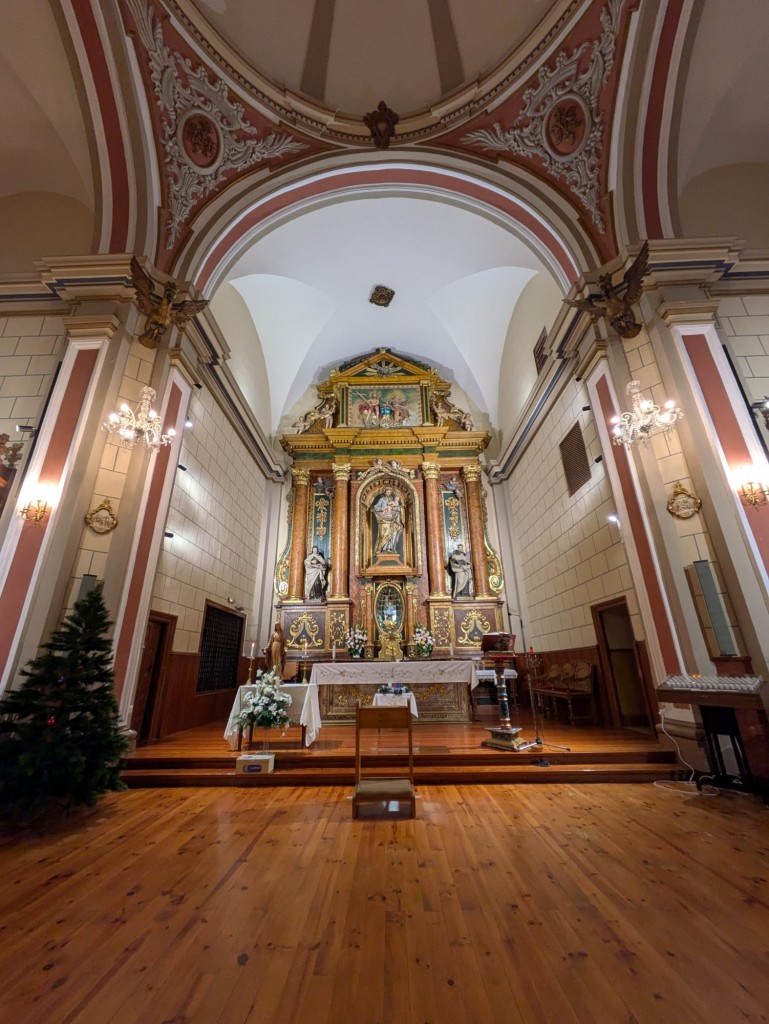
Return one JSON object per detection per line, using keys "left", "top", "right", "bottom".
{"left": 565, "top": 242, "right": 649, "bottom": 339}
{"left": 130, "top": 258, "right": 209, "bottom": 349}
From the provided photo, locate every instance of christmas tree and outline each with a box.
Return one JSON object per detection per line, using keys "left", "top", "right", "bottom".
{"left": 0, "top": 586, "right": 128, "bottom": 822}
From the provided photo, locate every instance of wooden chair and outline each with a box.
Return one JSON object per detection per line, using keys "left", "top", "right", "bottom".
{"left": 352, "top": 704, "right": 416, "bottom": 818}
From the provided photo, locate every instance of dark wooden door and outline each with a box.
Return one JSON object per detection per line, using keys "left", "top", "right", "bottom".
{"left": 131, "top": 615, "right": 170, "bottom": 742}
{"left": 592, "top": 599, "right": 654, "bottom": 731}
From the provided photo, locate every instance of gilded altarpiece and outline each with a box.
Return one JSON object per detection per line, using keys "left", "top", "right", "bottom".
{"left": 276, "top": 349, "right": 505, "bottom": 685}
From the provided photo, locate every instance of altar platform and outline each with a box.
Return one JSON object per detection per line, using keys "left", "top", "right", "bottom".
{"left": 122, "top": 714, "right": 685, "bottom": 788}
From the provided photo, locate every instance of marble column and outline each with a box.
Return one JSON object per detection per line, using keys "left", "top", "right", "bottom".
{"left": 422, "top": 461, "right": 447, "bottom": 597}
{"left": 287, "top": 466, "right": 310, "bottom": 600}
{"left": 463, "top": 463, "right": 491, "bottom": 598}
{"left": 330, "top": 462, "right": 351, "bottom": 598}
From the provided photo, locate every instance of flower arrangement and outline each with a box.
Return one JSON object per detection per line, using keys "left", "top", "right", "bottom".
{"left": 345, "top": 626, "right": 368, "bottom": 658}
{"left": 235, "top": 671, "right": 293, "bottom": 732}
{"left": 375, "top": 683, "right": 412, "bottom": 695}
{"left": 413, "top": 626, "right": 435, "bottom": 658}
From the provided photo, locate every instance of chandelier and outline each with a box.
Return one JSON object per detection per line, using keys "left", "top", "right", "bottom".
{"left": 610, "top": 380, "right": 682, "bottom": 449}
{"left": 103, "top": 386, "right": 175, "bottom": 453}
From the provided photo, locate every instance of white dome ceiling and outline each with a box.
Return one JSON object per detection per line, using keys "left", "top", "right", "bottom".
{"left": 190, "top": 0, "right": 564, "bottom": 115}
{"left": 216, "top": 192, "right": 560, "bottom": 434}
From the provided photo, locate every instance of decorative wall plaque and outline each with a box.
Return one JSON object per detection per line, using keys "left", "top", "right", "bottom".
{"left": 666, "top": 481, "right": 702, "bottom": 520}
{"left": 85, "top": 498, "right": 118, "bottom": 534}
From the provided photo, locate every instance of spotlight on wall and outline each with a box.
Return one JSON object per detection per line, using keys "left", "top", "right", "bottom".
{"left": 594, "top": 455, "right": 603, "bottom": 463}
{"left": 582, "top": 406, "right": 591, "bottom": 412}
{"left": 164, "top": 530, "right": 174, "bottom": 538}
{"left": 608, "top": 514, "right": 620, "bottom": 525}
{"left": 184, "top": 419, "right": 193, "bottom": 429}
{"left": 15, "top": 424, "right": 36, "bottom": 436}
{"left": 177, "top": 464, "right": 187, "bottom": 472}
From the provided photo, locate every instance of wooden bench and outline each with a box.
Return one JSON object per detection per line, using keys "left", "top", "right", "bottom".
{"left": 530, "top": 661, "right": 596, "bottom": 725}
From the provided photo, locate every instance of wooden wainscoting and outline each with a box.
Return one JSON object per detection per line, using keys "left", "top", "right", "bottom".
{"left": 150, "top": 652, "right": 254, "bottom": 740}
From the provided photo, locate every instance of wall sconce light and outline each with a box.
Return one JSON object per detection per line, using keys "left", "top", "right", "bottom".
{"left": 738, "top": 481, "right": 769, "bottom": 509}
{"left": 608, "top": 514, "right": 620, "bottom": 524}
{"left": 184, "top": 419, "right": 193, "bottom": 429}
{"left": 19, "top": 497, "right": 49, "bottom": 524}
{"left": 164, "top": 530, "right": 174, "bottom": 538}
{"left": 177, "top": 463, "right": 187, "bottom": 472}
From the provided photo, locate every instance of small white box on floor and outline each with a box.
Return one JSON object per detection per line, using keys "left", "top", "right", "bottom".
{"left": 236, "top": 753, "right": 275, "bottom": 774}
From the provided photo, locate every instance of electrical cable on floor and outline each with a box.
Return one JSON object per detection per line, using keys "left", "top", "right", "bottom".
{"left": 653, "top": 706, "right": 720, "bottom": 797}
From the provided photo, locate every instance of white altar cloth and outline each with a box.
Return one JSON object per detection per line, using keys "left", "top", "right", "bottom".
{"left": 224, "top": 682, "right": 321, "bottom": 749}
{"left": 372, "top": 692, "right": 419, "bottom": 717}
{"left": 309, "top": 660, "right": 478, "bottom": 689}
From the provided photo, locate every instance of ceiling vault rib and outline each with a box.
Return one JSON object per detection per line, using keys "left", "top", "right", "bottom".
{"left": 300, "top": 0, "right": 337, "bottom": 102}
{"left": 426, "top": 0, "right": 465, "bottom": 95}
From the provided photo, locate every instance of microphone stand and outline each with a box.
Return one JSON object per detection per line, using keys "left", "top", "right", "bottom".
{"left": 517, "top": 652, "right": 571, "bottom": 753}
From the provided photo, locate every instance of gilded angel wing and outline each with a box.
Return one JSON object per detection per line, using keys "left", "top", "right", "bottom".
{"left": 130, "top": 256, "right": 157, "bottom": 315}
{"left": 622, "top": 241, "right": 649, "bottom": 303}
{"left": 171, "top": 298, "right": 209, "bottom": 327}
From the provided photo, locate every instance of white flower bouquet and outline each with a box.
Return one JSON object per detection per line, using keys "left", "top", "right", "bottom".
{"left": 413, "top": 626, "right": 435, "bottom": 658}
{"left": 235, "top": 670, "right": 293, "bottom": 732}
{"left": 345, "top": 626, "right": 368, "bottom": 658}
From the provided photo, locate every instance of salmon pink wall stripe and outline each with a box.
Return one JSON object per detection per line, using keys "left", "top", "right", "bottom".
{"left": 197, "top": 168, "right": 577, "bottom": 289}
{"left": 681, "top": 333, "right": 769, "bottom": 567}
{"left": 0, "top": 348, "right": 99, "bottom": 677}
{"left": 596, "top": 375, "right": 681, "bottom": 674}
{"left": 74, "top": 1, "right": 130, "bottom": 251}
{"left": 112, "top": 383, "right": 183, "bottom": 696}
{"left": 641, "top": 0, "right": 686, "bottom": 239}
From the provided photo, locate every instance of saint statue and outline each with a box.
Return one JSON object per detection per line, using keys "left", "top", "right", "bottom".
{"left": 449, "top": 545, "right": 473, "bottom": 599}
{"left": 262, "top": 621, "right": 286, "bottom": 676}
{"left": 373, "top": 487, "right": 404, "bottom": 556}
{"left": 304, "top": 545, "right": 328, "bottom": 601}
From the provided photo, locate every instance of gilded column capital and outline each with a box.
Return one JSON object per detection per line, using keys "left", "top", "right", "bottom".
{"left": 421, "top": 461, "right": 441, "bottom": 480}
{"left": 332, "top": 462, "right": 352, "bottom": 482}
{"left": 462, "top": 463, "right": 483, "bottom": 483}
{"left": 291, "top": 466, "right": 310, "bottom": 486}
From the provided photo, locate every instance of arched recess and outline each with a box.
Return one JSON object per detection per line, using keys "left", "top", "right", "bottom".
{"left": 48, "top": 0, "right": 164, "bottom": 261}
{"left": 167, "top": 154, "right": 596, "bottom": 431}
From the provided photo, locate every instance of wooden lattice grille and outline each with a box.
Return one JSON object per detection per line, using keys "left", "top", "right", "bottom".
{"left": 559, "top": 422, "right": 591, "bottom": 496}
{"left": 196, "top": 604, "right": 244, "bottom": 693}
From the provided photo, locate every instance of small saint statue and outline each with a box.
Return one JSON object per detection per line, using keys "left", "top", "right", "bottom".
{"left": 448, "top": 544, "right": 473, "bottom": 599}
{"left": 262, "top": 621, "right": 286, "bottom": 676}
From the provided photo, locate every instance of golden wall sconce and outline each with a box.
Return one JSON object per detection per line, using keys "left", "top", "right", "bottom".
{"left": 739, "top": 481, "right": 769, "bottom": 509}
{"left": 18, "top": 498, "right": 49, "bottom": 523}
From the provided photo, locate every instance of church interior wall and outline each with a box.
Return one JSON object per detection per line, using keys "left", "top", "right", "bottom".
{"left": 150, "top": 384, "right": 268, "bottom": 654}
{"left": 718, "top": 294, "right": 769, "bottom": 407}
{"left": 506, "top": 375, "right": 643, "bottom": 653}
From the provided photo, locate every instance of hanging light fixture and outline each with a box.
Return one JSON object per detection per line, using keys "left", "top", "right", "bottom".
{"left": 103, "top": 386, "right": 175, "bottom": 454}
{"left": 610, "top": 380, "right": 682, "bottom": 449}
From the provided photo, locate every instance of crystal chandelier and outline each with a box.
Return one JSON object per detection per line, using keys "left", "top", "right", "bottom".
{"left": 610, "top": 380, "right": 682, "bottom": 449}
{"left": 103, "top": 386, "right": 175, "bottom": 453}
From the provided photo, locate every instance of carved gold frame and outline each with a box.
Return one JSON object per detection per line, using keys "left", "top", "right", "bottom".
{"left": 354, "top": 470, "right": 423, "bottom": 577}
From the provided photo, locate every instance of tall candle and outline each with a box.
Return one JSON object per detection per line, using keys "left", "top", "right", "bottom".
{"left": 249, "top": 641, "right": 255, "bottom": 659}
{"left": 449, "top": 641, "right": 454, "bottom": 658}
{"left": 332, "top": 642, "right": 337, "bottom": 661}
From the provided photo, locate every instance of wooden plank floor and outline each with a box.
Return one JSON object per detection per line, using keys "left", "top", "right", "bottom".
{"left": 131, "top": 714, "right": 663, "bottom": 759}
{"left": 1, "top": 783, "right": 767, "bottom": 1024}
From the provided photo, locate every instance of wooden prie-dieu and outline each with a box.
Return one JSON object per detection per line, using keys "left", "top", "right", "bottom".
{"left": 272, "top": 349, "right": 506, "bottom": 676}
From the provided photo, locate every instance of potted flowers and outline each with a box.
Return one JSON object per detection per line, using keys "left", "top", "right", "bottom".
{"left": 345, "top": 626, "right": 368, "bottom": 658}
{"left": 235, "top": 670, "right": 292, "bottom": 749}
{"left": 413, "top": 626, "right": 435, "bottom": 658}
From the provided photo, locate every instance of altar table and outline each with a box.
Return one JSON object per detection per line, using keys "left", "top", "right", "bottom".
{"left": 309, "top": 660, "right": 477, "bottom": 724}
{"left": 224, "top": 683, "right": 321, "bottom": 749}
{"left": 372, "top": 692, "right": 419, "bottom": 717}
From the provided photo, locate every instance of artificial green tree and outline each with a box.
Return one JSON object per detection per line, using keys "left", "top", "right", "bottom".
{"left": 0, "top": 586, "right": 128, "bottom": 822}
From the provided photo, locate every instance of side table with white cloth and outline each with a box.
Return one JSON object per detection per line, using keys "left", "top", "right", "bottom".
{"left": 471, "top": 665, "right": 519, "bottom": 721}
{"left": 372, "top": 692, "right": 419, "bottom": 717}
{"left": 223, "top": 682, "right": 321, "bottom": 749}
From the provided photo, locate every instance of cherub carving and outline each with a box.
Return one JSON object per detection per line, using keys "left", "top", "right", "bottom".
{"left": 565, "top": 241, "right": 649, "bottom": 339}
{"left": 130, "top": 257, "right": 208, "bottom": 349}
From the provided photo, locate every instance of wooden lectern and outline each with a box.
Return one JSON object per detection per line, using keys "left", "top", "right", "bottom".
{"left": 480, "top": 633, "right": 524, "bottom": 750}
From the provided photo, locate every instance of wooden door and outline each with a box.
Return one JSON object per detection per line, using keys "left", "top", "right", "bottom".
{"left": 592, "top": 599, "right": 654, "bottom": 731}
{"left": 131, "top": 614, "right": 173, "bottom": 742}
